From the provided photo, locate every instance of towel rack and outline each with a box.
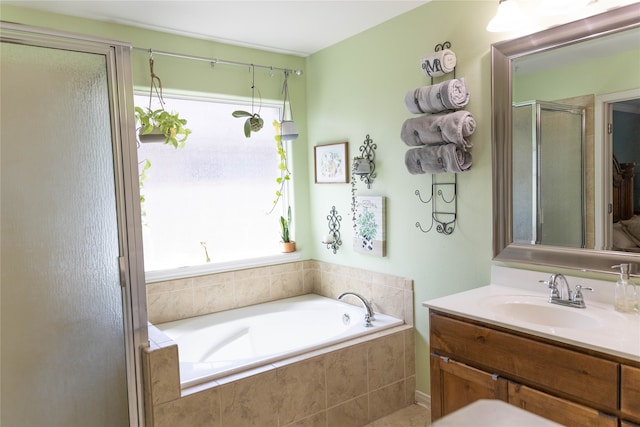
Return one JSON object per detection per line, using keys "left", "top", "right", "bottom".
{"left": 415, "top": 173, "right": 457, "bottom": 235}
{"left": 415, "top": 41, "right": 459, "bottom": 235}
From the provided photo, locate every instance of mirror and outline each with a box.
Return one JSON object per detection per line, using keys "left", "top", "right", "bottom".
{"left": 492, "top": 3, "right": 640, "bottom": 275}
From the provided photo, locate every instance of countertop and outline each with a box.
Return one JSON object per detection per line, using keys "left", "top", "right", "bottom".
{"left": 423, "top": 284, "right": 640, "bottom": 362}
{"left": 430, "top": 399, "right": 563, "bottom": 427}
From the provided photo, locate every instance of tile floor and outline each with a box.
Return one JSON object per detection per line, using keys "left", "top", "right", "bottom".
{"left": 364, "top": 404, "right": 431, "bottom": 427}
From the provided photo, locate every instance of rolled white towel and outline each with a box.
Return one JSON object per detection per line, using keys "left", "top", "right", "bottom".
{"left": 404, "top": 78, "right": 470, "bottom": 114}
{"left": 400, "top": 111, "right": 476, "bottom": 150}
{"left": 420, "top": 49, "right": 457, "bottom": 78}
{"left": 404, "top": 144, "right": 472, "bottom": 174}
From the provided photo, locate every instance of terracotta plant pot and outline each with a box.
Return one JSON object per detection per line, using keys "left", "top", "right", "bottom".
{"left": 281, "top": 241, "right": 296, "bottom": 253}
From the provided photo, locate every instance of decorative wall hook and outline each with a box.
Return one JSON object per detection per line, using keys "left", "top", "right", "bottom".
{"left": 322, "top": 206, "right": 342, "bottom": 254}
{"left": 352, "top": 134, "right": 377, "bottom": 189}
{"left": 415, "top": 174, "right": 457, "bottom": 235}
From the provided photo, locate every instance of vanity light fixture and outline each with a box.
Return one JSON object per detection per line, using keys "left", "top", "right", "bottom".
{"left": 486, "top": 0, "right": 527, "bottom": 32}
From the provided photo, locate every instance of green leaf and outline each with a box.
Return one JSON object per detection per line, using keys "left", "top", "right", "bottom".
{"left": 232, "top": 110, "right": 252, "bottom": 118}
{"left": 243, "top": 119, "right": 251, "bottom": 138}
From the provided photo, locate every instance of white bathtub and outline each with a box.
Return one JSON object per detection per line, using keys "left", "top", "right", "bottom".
{"left": 155, "top": 293, "right": 404, "bottom": 388}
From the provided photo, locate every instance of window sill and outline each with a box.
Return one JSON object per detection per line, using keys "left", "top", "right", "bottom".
{"left": 144, "top": 251, "right": 302, "bottom": 283}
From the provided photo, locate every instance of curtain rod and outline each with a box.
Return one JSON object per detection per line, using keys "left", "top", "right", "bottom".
{"left": 132, "top": 47, "right": 303, "bottom": 76}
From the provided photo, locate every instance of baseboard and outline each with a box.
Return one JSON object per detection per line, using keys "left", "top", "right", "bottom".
{"left": 415, "top": 390, "right": 431, "bottom": 408}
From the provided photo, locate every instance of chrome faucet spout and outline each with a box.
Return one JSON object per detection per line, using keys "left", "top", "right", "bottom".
{"left": 539, "top": 273, "right": 594, "bottom": 309}
{"left": 337, "top": 292, "right": 374, "bottom": 327}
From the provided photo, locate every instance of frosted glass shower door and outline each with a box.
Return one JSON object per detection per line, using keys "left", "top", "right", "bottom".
{"left": 1, "top": 37, "right": 136, "bottom": 425}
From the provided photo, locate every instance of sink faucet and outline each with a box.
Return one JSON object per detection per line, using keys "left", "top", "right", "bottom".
{"left": 539, "top": 273, "right": 593, "bottom": 308}
{"left": 337, "top": 292, "right": 374, "bottom": 327}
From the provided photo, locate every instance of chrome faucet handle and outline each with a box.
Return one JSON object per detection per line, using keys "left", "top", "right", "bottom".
{"left": 572, "top": 285, "right": 593, "bottom": 304}
{"left": 539, "top": 278, "right": 560, "bottom": 299}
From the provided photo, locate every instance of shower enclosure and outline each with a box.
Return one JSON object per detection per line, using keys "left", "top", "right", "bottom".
{"left": 1, "top": 23, "right": 146, "bottom": 425}
{"left": 512, "top": 100, "right": 586, "bottom": 248}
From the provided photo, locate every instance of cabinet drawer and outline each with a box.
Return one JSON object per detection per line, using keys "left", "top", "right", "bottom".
{"left": 622, "top": 364, "right": 640, "bottom": 423}
{"left": 508, "top": 382, "right": 617, "bottom": 427}
{"left": 430, "top": 312, "right": 619, "bottom": 411}
{"left": 430, "top": 355, "right": 508, "bottom": 419}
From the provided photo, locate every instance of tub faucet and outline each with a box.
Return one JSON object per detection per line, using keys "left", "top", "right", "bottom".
{"left": 337, "top": 292, "right": 374, "bottom": 327}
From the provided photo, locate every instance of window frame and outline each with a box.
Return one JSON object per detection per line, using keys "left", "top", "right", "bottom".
{"left": 134, "top": 89, "right": 299, "bottom": 282}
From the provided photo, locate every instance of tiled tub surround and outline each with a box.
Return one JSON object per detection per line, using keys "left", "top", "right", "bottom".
{"left": 142, "top": 261, "right": 415, "bottom": 426}
{"left": 146, "top": 260, "right": 414, "bottom": 326}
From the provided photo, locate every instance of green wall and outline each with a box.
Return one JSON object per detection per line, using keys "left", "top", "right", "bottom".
{"left": 1, "top": 1, "right": 518, "bottom": 395}
{"left": 306, "top": 1, "right": 507, "bottom": 393}
{"left": 514, "top": 47, "right": 640, "bottom": 102}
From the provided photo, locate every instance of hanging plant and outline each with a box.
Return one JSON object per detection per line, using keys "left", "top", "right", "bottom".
{"left": 232, "top": 65, "right": 264, "bottom": 137}
{"left": 231, "top": 110, "right": 264, "bottom": 138}
{"left": 135, "top": 54, "right": 191, "bottom": 147}
{"left": 268, "top": 120, "right": 292, "bottom": 214}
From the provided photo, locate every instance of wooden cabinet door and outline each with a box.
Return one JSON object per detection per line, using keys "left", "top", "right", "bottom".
{"left": 430, "top": 354, "right": 507, "bottom": 420}
{"left": 508, "top": 382, "right": 617, "bottom": 427}
{"left": 621, "top": 421, "right": 640, "bottom": 427}
{"left": 622, "top": 365, "right": 640, "bottom": 424}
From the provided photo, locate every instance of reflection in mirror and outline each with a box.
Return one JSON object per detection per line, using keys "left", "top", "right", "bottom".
{"left": 512, "top": 101, "right": 586, "bottom": 248}
{"left": 491, "top": 3, "right": 640, "bottom": 274}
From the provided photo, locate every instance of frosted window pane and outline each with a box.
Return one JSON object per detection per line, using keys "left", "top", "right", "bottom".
{"left": 1, "top": 43, "right": 128, "bottom": 425}
{"left": 135, "top": 95, "right": 286, "bottom": 270}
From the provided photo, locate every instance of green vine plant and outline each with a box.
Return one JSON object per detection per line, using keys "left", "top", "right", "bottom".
{"left": 138, "top": 158, "right": 152, "bottom": 224}
{"left": 135, "top": 107, "right": 191, "bottom": 148}
{"left": 268, "top": 120, "right": 292, "bottom": 215}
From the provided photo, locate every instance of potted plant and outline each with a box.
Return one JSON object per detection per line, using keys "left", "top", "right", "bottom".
{"left": 232, "top": 65, "right": 264, "bottom": 138}
{"left": 135, "top": 106, "right": 191, "bottom": 148}
{"left": 279, "top": 205, "right": 295, "bottom": 253}
{"left": 231, "top": 109, "right": 263, "bottom": 138}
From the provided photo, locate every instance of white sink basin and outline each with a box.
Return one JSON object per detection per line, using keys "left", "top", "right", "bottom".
{"left": 481, "top": 295, "right": 602, "bottom": 329}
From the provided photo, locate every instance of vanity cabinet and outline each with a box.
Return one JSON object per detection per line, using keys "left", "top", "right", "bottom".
{"left": 429, "top": 311, "right": 638, "bottom": 426}
{"left": 622, "top": 365, "right": 640, "bottom": 425}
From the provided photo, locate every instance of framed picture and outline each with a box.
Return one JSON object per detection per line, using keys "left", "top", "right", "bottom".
{"left": 314, "top": 142, "right": 348, "bottom": 184}
{"left": 353, "top": 196, "right": 386, "bottom": 257}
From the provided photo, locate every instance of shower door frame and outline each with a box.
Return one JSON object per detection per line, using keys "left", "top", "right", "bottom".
{"left": 0, "top": 22, "right": 148, "bottom": 426}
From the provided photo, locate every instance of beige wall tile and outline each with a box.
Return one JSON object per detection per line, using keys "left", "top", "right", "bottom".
{"left": 147, "top": 278, "right": 192, "bottom": 294}
{"left": 220, "top": 370, "right": 279, "bottom": 427}
{"left": 325, "top": 344, "right": 367, "bottom": 407}
{"left": 192, "top": 271, "right": 234, "bottom": 286}
{"left": 270, "top": 271, "right": 304, "bottom": 300}
{"left": 234, "top": 265, "right": 272, "bottom": 280}
{"left": 405, "top": 375, "right": 417, "bottom": 406}
{"left": 234, "top": 275, "right": 271, "bottom": 307}
{"left": 271, "top": 262, "right": 302, "bottom": 274}
{"left": 276, "top": 357, "right": 326, "bottom": 425}
{"left": 282, "top": 410, "right": 326, "bottom": 427}
{"left": 153, "top": 388, "right": 220, "bottom": 427}
{"left": 147, "top": 289, "right": 194, "bottom": 324}
{"left": 193, "top": 281, "right": 234, "bottom": 316}
{"left": 327, "top": 395, "right": 368, "bottom": 427}
{"left": 369, "top": 380, "right": 406, "bottom": 421}
{"left": 370, "top": 286, "right": 403, "bottom": 319}
{"left": 368, "top": 333, "right": 404, "bottom": 390}
{"left": 404, "top": 328, "right": 416, "bottom": 378}
{"left": 146, "top": 344, "right": 181, "bottom": 405}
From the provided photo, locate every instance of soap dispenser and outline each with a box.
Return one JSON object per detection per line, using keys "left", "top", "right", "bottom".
{"left": 612, "top": 263, "right": 638, "bottom": 313}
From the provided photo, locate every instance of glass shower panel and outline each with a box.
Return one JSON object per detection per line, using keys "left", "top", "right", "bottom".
{"left": 539, "top": 105, "right": 585, "bottom": 248}
{"left": 1, "top": 43, "right": 129, "bottom": 425}
{"left": 512, "top": 101, "right": 585, "bottom": 248}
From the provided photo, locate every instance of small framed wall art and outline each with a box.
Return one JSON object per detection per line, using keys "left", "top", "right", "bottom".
{"left": 314, "top": 142, "right": 348, "bottom": 184}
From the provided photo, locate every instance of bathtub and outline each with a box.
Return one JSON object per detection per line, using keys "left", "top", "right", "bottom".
{"left": 155, "top": 293, "right": 404, "bottom": 388}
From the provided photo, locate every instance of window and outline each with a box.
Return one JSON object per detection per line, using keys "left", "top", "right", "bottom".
{"left": 135, "top": 93, "right": 292, "bottom": 275}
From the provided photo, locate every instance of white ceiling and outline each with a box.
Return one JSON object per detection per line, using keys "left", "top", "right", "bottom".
{"left": 3, "top": 1, "right": 430, "bottom": 56}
